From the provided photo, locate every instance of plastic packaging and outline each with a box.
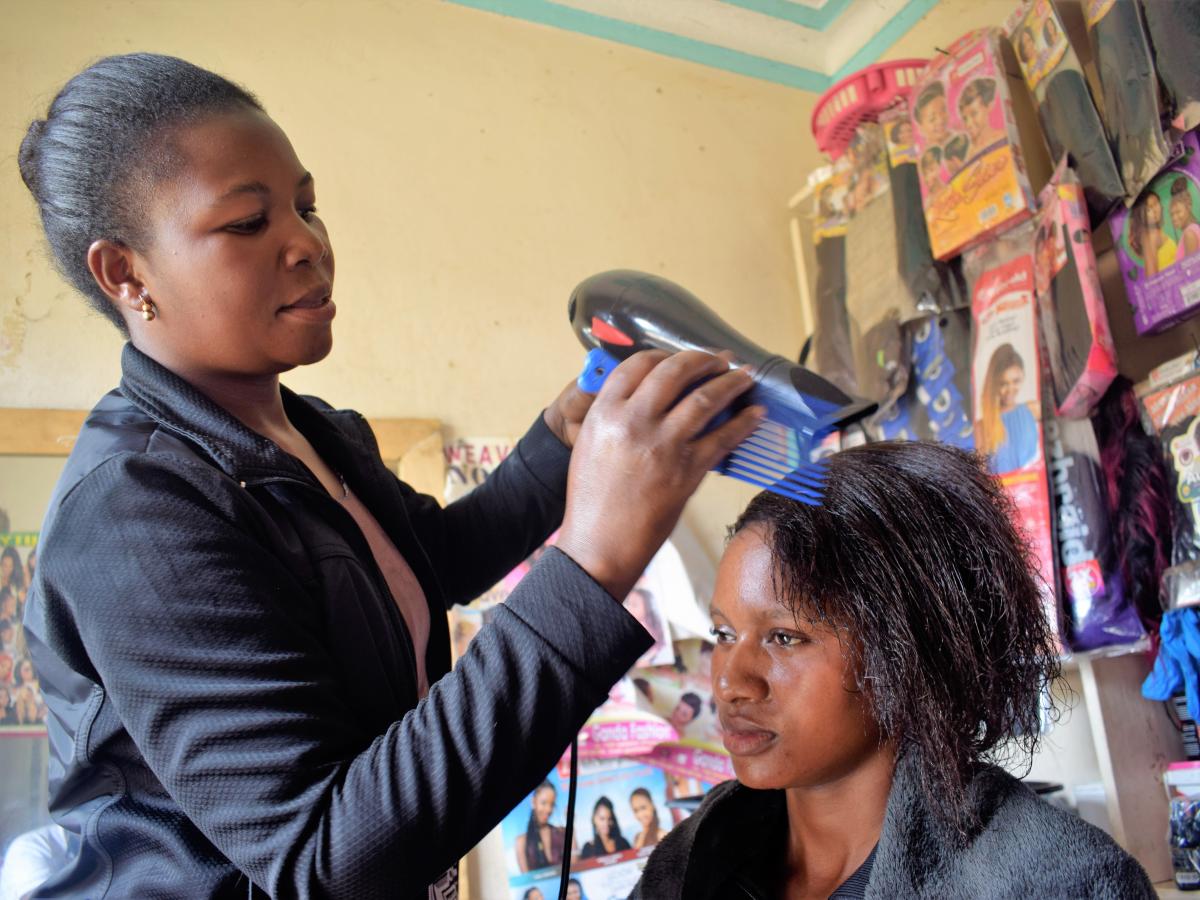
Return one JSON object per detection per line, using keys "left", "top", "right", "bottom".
{"left": 843, "top": 123, "right": 911, "bottom": 413}
{"left": 1044, "top": 414, "right": 1143, "bottom": 651}
{"left": 1034, "top": 161, "right": 1118, "bottom": 417}
{"left": 1083, "top": 0, "right": 1170, "bottom": 200}
{"left": 809, "top": 165, "right": 857, "bottom": 395}
{"left": 1008, "top": 0, "right": 1124, "bottom": 220}
{"left": 965, "top": 222, "right": 1060, "bottom": 645}
{"left": 908, "top": 28, "right": 1037, "bottom": 260}
{"left": 880, "top": 104, "right": 967, "bottom": 315}
{"left": 1141, "top": 0, "right": 1200, "bottom": 131}
{"left": 1138, "top": 364, "right": 1200, "bottom": 567}
{"left": 1110, "top": 129, "right": 1200, "bottom": 334}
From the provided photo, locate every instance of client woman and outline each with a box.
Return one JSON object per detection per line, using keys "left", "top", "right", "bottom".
{"left": 632, "top": 441, "right": 1153, "bottom": 899}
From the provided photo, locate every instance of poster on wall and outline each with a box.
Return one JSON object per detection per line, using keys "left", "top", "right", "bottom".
{"left": 0, "top": 534, "right": 45, "bottom": 731}
{"left": 500, "top": 759, "right": 680, "bottom": 899}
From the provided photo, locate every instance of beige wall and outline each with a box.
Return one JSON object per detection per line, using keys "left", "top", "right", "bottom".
{"left": 0, "top": 0, "right": 836, "bottom": 561}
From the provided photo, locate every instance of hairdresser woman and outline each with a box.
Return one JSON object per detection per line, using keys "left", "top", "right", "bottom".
{"left": 16, "top": 54, "right": 763, "bottom": 900}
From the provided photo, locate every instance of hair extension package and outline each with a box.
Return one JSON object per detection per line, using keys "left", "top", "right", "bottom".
{"left": 879, "top": 104, "right": 966, "bottom": 315}
{"left": 1034, "top": 160, "right": 1118, "bottom": 417}
{"left": 908, "top": 28, "right": 1038, "bottom": 261}
{"left": 964, "top": 222, "right": 1061, "bottom": 643}
{"left": 1140, "top": 0, "right": 1200, "bottom": 131}
{"left": 1109, "top": 129, "right": 1200, "bottom": 334}
{"left": 1138, "top": 358, "right": 1200, "bottom": 604}
{"left": 842, "top": 123, "right": 914, "bottom": 416}
{"left": 1007, "top": 0, "right": 1124, "bottom": 221}
{"left": 874, "top": 311, "right": 975, "bottom": 450}
{"left": 1045, "top": 413, "right": 1144, "bottom": 650}
{"left": 808, "top": 163, "right": 856, "bottom": 395}
{"left": 1080, "top": 0, "right": 1170, "bottom": 199}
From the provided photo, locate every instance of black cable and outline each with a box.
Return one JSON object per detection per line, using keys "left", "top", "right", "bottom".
{"left": 557, "top": 737, "right": 579, "bottom": 900}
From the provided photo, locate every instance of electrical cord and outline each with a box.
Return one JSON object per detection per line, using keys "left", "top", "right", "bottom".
{"left": 557, "top": 738, "right": 579, "bottom": 900}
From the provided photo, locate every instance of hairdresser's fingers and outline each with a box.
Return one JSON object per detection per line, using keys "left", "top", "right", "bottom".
{"left": 625, "top": 350, "right": 731, "bottom": 418}
{"left": 662, "top": 367, "right": 756, "bottom": 439}
{"left": 543, "top": 379, "right": 596, "bottom": 449}
{"left": 595, "top": 349, "right": 671, "bottom": 402}
{"left": 690, "top": 405, "right": 768, "bottom": 471}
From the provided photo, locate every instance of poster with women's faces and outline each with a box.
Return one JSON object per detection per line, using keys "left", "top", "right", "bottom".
{"left": 1111, "top": 130, "right": 1200, "bottom": 334}
{"left": 500, "top": 760, "right": 675, "bottom": 899}
{"left": 0, "top": 537, "right": 44, "bottom": 731}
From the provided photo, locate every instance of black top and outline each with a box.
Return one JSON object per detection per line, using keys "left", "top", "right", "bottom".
{"left": 25, "top": 343, "right": 651, "bottom": 899}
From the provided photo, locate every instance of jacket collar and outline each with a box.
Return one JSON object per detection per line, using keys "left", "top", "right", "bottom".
{"left": 118, "top": 342, "right": 372, "bottom": 485}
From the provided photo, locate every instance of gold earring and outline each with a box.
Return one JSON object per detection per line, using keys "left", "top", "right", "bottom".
{"left": 138, "top": 289, "right": 156, "bottom": 322}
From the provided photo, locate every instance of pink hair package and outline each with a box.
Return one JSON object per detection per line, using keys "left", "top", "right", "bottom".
{"left": 1034, "top": 159, "right": 1118, "bottom": 418}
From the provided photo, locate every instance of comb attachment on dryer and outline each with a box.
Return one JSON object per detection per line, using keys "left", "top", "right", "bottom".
{"left": 577, "top": 347, "right": 835, "bottom": 505}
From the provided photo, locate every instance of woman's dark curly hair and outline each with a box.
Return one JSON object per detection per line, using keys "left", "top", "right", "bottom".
{"left": 731, "top": 440, "right": 1060, "bottom": 834}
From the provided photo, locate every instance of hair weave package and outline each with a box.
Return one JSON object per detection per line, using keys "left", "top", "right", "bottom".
{"left": 1081, "top": 0, "right": 1170, "bottom": 200}
{"left": 1034, "top": 160, "right": 1118, "bottom": 417}
{"left": 1008, "top": 0, "right": 1124, "bottom": 220}
{"left": 964, "top": 222, "right": 1061, "bottom": 645}
{"left": 1141, "top": 0, "right": 1200, "bottom": 131}
{"left": 1110, "top": 129, "right": 1200, "bottom": 334}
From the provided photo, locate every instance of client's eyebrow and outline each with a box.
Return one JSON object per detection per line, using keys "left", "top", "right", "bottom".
{"left": 213, "top": 172, "right": 313, "bottom": 205}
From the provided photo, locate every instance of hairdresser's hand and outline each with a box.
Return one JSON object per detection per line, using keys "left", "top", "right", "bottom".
{"left": 543, "top": 380, "right": 595, "bottom": 449}
{"left": 556, "top": 349, "right": 764, "bottom": 600}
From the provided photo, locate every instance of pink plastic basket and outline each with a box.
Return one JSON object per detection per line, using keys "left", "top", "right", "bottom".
{"left": 812, "top": 59, "right": 930, "bottom": 158}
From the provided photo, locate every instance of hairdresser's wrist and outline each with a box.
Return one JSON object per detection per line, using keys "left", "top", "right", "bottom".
{"left": 554, "top": 521, "right": 645, "bottom": 602}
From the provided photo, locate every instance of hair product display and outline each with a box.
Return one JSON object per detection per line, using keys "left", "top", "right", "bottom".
{"left": 964, "top": 222, "right": 1060, "bottom": 643}
{"left": 809, "top": 165, "right": 857, "bottom": 395}
{"left": 1034, "top": 161, "right": 1117, "bottom": 417}
{"left": 1141, "top": 0, "right": 1200, "bottom": 131}
{"left": 1045, "top": 414, "right": 1144, "bottom": 651}
{"left": 1082, "top": 0, "right": 1169, "bottom": 200}
{"left": 1008, "top": 0, "right": 1123, "bottom": 220}
{"left": 909, "top": 28, "right": 1037, "bottom": 260}
{"left": 1110, "top": 129, "right": 1200, "bottom": 334}
{"left": 874, "top": 311, "right": 975, "bottom": 450}
{"left": 1093, "top": 376, "right": 1172, "bottom": 626}
{"left": 880, "top": 104, "right": 967, "bottom": 315}
{"left": 1139, "top": 365, "right": 1200, "bottom": 568}
{"left": 843, "top": 123, "right": 912, "bottom": 414}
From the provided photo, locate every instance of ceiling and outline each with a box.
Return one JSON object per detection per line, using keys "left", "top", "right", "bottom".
{"left": 444, "top": 0, "right": 940, "bottom": 92}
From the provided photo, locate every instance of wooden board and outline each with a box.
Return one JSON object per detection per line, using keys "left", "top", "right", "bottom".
{"left": 0, "top": 408, "right": 445, "bottom": 499}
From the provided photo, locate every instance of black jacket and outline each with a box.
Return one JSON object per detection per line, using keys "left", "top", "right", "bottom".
{"left": 631, "top": 753, "right": 1154, "bottom": 900}
{"left": 24, "top": 344, "right": 650, "bottom": 899}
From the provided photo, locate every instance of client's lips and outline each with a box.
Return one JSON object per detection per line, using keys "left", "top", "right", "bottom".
{"left": 284, "top": 285, "right": 332, "bottom": 309}
{"left": 280, "top": 285, "right": 335, "bottom": 322}
{"left": 720, "top": 715, "right": 777, "bottom": 756}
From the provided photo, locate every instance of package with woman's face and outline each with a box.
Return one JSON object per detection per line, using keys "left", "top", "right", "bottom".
{"left": 1007, "top": 0, "right": 1124, "bottom": 219}
{"left": 1110, "top": 129, "right": 1200, "bottom": 334}
{"left": 908, "top": 28, "right": 1037, "bottom": 260}
{"left": 964, "top": 222, "right": 1061, "bottom": 646}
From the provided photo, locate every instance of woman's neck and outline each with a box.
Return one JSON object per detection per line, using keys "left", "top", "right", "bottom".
{"left": 781, "top": 745, "right": 896, "bottom": 898}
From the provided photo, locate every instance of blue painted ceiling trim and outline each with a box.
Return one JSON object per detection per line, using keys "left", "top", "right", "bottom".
{"left": 716, "top": 0, "right": 854, "bottom": 32}
{"left": 828, "top": 0, "right": 939, "bottom": 82}
{"left": 445, "top": 0, "right": 937, "bottom": 93}
{"left": 447, "top": 0, "right": 830, "bottom": 91}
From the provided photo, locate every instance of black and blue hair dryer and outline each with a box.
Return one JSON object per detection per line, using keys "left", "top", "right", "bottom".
{"left": 569, "top": 270, "right": 875, "bottom": 503}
